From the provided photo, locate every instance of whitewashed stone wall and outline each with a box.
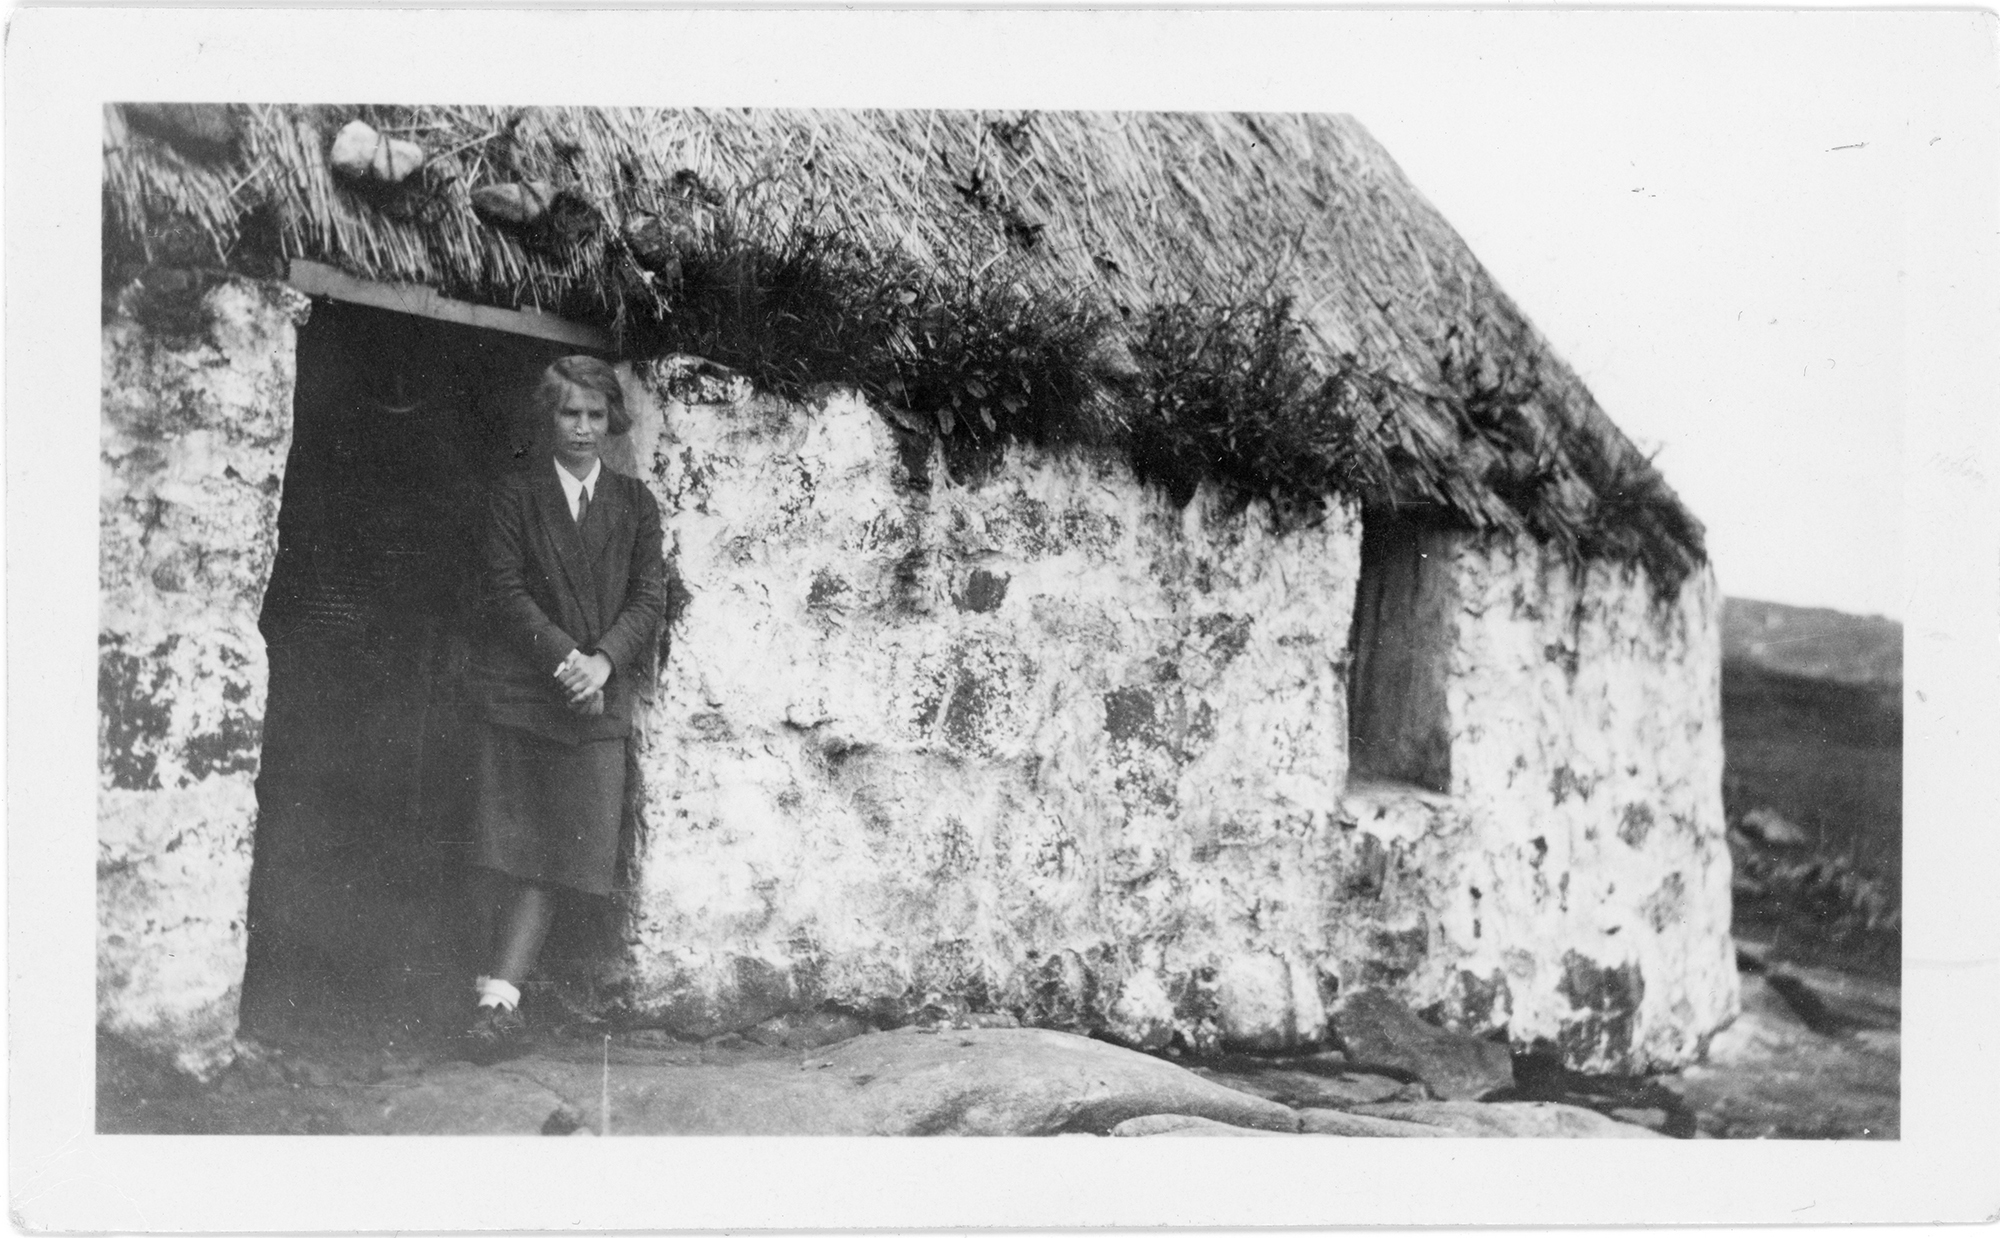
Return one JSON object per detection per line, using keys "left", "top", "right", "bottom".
{"left": 1334, "top": 541, "right": 1736, "bottom": 1072}
{"left": 94, "top": 297, "right": 1733, "bottom": 1075}
{"left": 1460, "top": 541, "right": 1737, "bottom": 1069}
{"left": 612, "top": 375, "right": 1737, "bottom": 1069}
{"left": 98, "top": 276, "right": 307, "bottom": 1075}
{"left": 616, "top": 382, "right": 1359, "bottom": 1049}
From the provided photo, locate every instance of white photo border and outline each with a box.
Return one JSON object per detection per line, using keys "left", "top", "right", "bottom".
{"left": 8, "top": 6, "right": 1996, "bottom": 1230}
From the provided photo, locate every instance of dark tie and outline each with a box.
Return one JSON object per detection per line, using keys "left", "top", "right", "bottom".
{"left": 575, "top": 484, "right": 590, "bottom": 526}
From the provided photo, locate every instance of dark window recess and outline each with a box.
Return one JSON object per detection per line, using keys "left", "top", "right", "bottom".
{"left": 1346, "top": 509, "right": 1457, "bottom": 794}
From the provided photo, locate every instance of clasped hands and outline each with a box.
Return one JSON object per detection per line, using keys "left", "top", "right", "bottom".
{"left": 555, "top": 649, "right": 613, "bottom": 715}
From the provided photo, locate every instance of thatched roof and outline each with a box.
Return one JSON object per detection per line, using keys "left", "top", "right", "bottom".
{"left": 103, "top": 104, "right": 1704, "bottom": 589}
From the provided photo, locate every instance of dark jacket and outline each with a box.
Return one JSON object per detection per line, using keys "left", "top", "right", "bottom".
{"left": 474, "top": 463, "right": 668, "bottom": 746}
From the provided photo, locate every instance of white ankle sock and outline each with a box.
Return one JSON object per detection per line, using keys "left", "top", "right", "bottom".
{"left": 476, "top": 976, "right": 521, "bottom": 1011}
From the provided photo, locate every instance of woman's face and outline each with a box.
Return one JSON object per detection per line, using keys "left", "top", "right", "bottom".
{"left": 551, "top": 382, "right": 610, "bottom": 473}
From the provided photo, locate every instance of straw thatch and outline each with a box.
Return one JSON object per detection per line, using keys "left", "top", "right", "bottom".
{"left": 102, "top": 104, "right": 1704, "bottom": 590}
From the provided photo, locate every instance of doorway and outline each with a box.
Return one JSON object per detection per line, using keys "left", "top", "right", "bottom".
{"left": 239, "top": 297, "right": 605, "bottom": 1038}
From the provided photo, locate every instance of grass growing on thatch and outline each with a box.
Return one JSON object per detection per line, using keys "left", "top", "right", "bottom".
{"left": 885, "top": 270, "right": 1117, "bottom": 451}
{"left": 616, "top": 189, "right": 1399, "bottom": 516}
{"left": 1439, "top": 320, "right": 1557, "bottom": 511}
{"left": 625, "top": 206, "right": 905, "bottom": 400}
{"left": 1126, "top": 297, "right": 1385, "bottom": 511}
{"left": 1558, "top": 414, "right": 1706, "bottom": 595}
{"left": 618, "top": 183, "right": 1122, "bottom": 463}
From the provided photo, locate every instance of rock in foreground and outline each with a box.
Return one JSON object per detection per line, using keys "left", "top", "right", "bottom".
{"left": 1664, "top": 967, "right": 1898, "bottom": 1139}
{"left": 1346, "top": 1100, "right": 1665, "bottom": 1138}
{"left": 339, "top": 1028, "right": 1302, "bottom": 1136}
{"left": 104, "top": 949, "right": 1897, "bottom": 1141}
{"left": 1111, "top": 1113, "right": 1289, "bottom": 1137}
{"left": 1191, "top": 1057, "right": 1406, "bottom": 1109}
{"left": 1295, "top": 1108, "right": 1454, "bottom": 1137}
{"left": 1330, "top": 988, "right": 1516, "bottom": 1100}
{"left": 109, "top": 1023, "right": 1696, "bottom": 1138}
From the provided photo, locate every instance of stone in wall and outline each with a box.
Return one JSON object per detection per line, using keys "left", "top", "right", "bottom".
{"left": 98, "top": 275, "right": 306, "bottom": 1075}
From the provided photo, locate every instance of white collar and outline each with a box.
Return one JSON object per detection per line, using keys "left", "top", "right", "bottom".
{"left": 554, "top": 457, "right": 602, "bottom": 502}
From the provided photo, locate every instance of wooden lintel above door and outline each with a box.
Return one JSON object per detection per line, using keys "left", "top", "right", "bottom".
{"left": 286, "top": 259, "right": 609, "bottom": 352}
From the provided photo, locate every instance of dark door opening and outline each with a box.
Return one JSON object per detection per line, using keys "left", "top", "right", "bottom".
{"left": 240, "top": 298, "right": 605, "bottom": 1038}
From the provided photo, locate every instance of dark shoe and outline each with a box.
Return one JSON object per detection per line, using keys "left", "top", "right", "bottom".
{"left": 460, "top": 1004, "right": 528, "bottom": 1065}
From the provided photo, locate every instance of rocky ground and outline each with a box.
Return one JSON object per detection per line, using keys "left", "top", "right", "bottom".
{"left": 1668, "top": 944, "right": 1899, "bottom": 1139}
{"left": 98, "top": 946, "right": 1896, "bottom": 1138}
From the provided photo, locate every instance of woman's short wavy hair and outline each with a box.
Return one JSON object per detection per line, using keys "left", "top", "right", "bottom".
{"left": 533, "top": 355, "right": 631, "bottom": 436}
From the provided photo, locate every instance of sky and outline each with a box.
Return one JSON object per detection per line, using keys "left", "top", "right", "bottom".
{"left": 1362, "top": 44, "right": 1936, "bottom": 621}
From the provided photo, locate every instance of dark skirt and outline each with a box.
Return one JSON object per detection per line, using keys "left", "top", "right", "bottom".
{"left": 470, "top": 722, "right": 625, "bottom": 896}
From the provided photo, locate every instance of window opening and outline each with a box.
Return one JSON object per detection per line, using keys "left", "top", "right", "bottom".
{"left": 1346, "top": 508, "right": 1456, "bottom": 794}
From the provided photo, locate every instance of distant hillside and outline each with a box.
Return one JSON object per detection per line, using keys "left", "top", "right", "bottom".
{"left": 1721, "top": 597, "right": 1901, "bottom": 974}
{"left": 1722, "top": 598, "right": 1902, "bottom": 687}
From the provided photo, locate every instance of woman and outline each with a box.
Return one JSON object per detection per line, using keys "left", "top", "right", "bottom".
{"left": 462, "top": 355, "right": 667, "bottom": 1061}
